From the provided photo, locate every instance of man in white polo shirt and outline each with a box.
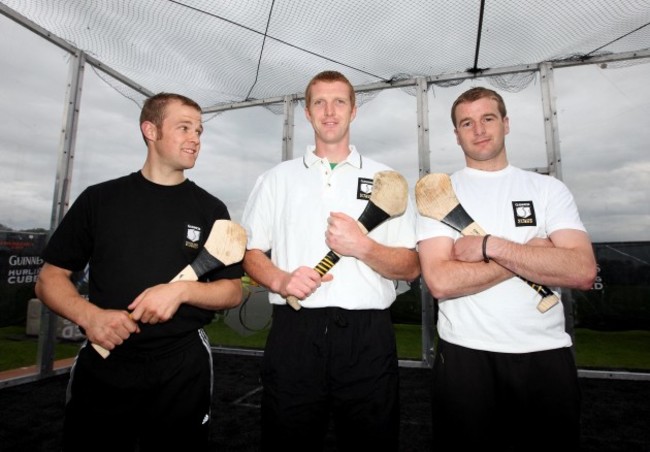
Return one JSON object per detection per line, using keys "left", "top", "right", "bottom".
{"left": 241, "top": 70, "right": 420, "bottom": 452}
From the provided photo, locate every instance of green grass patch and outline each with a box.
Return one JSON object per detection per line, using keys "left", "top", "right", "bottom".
{"left": 0, "top": 325, "right": 81, "bottom": 371}
{"left": 574, "top": 328, "right": 650, "bottom": 371}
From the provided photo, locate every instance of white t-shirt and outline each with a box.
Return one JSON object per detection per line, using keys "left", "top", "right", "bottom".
{"left": 416, "top": 165, "right": 587, "bottom": 353}
{"left": 242, "top": 146, "right": 417, "bottom": 309}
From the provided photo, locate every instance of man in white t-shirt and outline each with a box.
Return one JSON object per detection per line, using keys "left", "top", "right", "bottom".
{"left": 416, "top": 86, "right": 597, "bottom": 451}
{"left": 241, "top": 70, "right": 420, "bottom": 451}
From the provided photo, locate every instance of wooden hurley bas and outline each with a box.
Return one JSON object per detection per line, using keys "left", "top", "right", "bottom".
{"left": 92, "top": 219, "right": 247, "bottom": 358}
{"left": 286, "top": 170, "right": 409, "bottom": 310}
{"left": 415, "top": 173, "right": 559, "bottom": 313}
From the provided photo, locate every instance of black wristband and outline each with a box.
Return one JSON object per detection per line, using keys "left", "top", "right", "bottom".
{"left": 482, "top": 234, "right": 491, "bottom": 263}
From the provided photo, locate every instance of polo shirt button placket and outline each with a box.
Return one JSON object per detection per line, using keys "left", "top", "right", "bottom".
{"left": 323, "top": 162, "right": 332, "bottom": 188}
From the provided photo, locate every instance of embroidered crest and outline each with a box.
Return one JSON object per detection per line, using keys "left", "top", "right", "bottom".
{"left": 185, "top": 224, "right": 201, "bottom": 249}
{"left": 357, "top": 177, "right": 373, "bottom": 200}
{"left": 511, "top": 201, "right": 536, "bottom": 227}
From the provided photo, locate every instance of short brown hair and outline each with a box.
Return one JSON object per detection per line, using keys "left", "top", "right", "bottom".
{"left": 140, "top": 93, "right": 201, "bottom": 142}
{"left": 451, "top": 87, "right": 507, "bottom": 127}
{"left": 304, "top": 71, "right": 356, "bottom": 108}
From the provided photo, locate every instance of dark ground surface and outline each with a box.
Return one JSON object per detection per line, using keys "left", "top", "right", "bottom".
{"left": 0, "top": 352, "right": 648, "bottom": 451}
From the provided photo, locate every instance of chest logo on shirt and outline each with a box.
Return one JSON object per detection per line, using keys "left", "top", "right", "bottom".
{"left": 185, "top": 224, "right": 201, "bottom": 249}
{"left": 512, "top": 201, "right": 537, "bottom": 227}
{"left": 357, "top": 177, "right": 373, "bottom": 200}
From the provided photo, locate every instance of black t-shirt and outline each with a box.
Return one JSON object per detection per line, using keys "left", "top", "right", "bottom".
{"left": 42, "top": 171, "right": 244, "bottom": 350}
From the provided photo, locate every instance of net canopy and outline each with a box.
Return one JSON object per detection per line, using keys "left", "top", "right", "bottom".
{"left": 2, "top": 0, "right": 650, "bottom": 109}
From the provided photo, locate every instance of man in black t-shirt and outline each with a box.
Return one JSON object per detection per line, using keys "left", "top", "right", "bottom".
{"left": 36, "top": 93, "right": 244, "bottom": 451}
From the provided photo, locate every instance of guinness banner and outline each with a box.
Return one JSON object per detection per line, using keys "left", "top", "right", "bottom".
{"left": 0, "top": 231, "right": 47, "bottom": 327}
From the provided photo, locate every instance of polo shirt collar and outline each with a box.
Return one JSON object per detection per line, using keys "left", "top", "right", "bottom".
{"left": 303, "top": 145, "right": 363, "bottom": 169}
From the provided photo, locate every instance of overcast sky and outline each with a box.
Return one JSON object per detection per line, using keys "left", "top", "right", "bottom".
{"left": 1, "top": 13, "right": 649, "bottom": 243}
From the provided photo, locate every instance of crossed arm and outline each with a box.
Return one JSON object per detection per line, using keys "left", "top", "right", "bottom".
{"left": 419, "top": 228, "right": 596, "bottom": 300}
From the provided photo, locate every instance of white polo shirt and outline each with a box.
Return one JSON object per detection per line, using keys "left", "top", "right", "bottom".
{"left": 242, "top": 146, "right": 417, "bottom": 309}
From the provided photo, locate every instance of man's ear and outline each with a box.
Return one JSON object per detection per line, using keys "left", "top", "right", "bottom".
{"left": 141, "top": 121, "right": 157, "bottom": 142}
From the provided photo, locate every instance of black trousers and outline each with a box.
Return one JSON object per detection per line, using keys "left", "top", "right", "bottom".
{"left": 63, "top": 330, "right": 213, "bottom": 452}
{"left": 431, "top": 339, "right": 581, "bottom": 451}
{"left": 261, "top": 305, "right": 400, "bottom": 452}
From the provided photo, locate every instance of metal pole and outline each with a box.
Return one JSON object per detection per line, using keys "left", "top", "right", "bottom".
{"left": 37, "top": 50, "right": 86, "bottom": 375}
{"left": 282, "top": 95, "right": 296, "bottom": 161}
{"left": 415, "top": 76, "right": 435, "bottom": 367}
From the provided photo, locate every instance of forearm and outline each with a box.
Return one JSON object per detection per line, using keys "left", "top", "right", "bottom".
{"left": 242, "top": 249, "right": 288, "bottom": 295}
{"left": 356, "top": 237, "right": 420, "bottom": 281}
{"left": 485, "top": 233, "right": 596, "bottom": 289}
{"left": 419, "top": 237, "right": 513, "bottom": 299}
{"left": 35, "top": 264, "right": 102, "bottom": 330}
{"left": 173, "top": 278, "right": 243, "bottom": 311}
{"left": 423, "top": 259, "right": 513, "bottom": 300}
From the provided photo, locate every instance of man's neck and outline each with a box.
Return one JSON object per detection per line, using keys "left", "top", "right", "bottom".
{"left": 141, "top": 163, "right": 186, "bottom": 186}
{"left": 314, "top": 143, "right": 351, "bottom": 164}
{"left": 466, "top": 154, "right": 509, "bottom": 172}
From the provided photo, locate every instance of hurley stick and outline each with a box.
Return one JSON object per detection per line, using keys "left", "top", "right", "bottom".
{"left": 92, "top": 219, "right": 247, "bottom": 358}
{"left": 415, "top": 173, "right": 559, "bottom": 313}
{"left": 286, "top": 170, "right": 409, "bottom": 310}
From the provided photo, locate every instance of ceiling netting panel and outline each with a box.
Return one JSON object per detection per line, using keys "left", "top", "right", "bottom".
{"left": 2, "top": 0, "right": 649, "bottom": 110}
